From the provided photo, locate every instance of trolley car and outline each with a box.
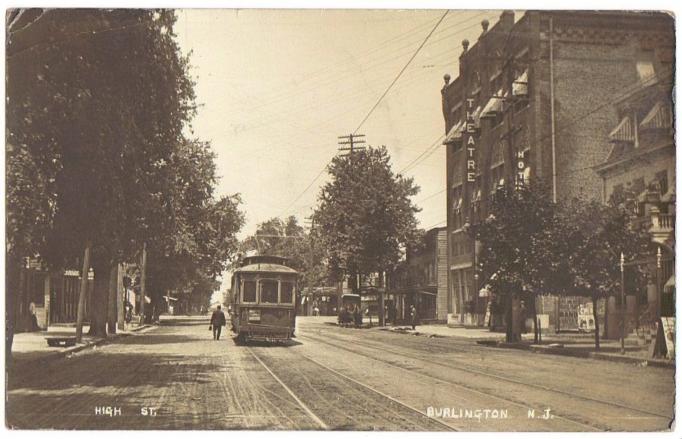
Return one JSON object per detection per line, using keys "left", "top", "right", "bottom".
{"left": 230, "top": 255, "right": 297, "bottom": 343}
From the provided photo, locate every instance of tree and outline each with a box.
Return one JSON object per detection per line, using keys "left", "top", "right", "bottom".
{"left": 6, "top": 9, "right": 197, "bottom": 338}
{"left": 470, "top": 183, "right": 559, "bottom": 343}
{"left": 312, "top": 146, "right": 421, "bottom": 324}
{"left": 240, "top": 216, "right": 328, "bottom": 297}
{"left": 144, "top": 139, "right": 245, "bottom": 318}
{"left": 471, "top": 180, "right": 654, "bottom": 348}
{"left": 555, "top": 197, "right": 653, "bottom": 349}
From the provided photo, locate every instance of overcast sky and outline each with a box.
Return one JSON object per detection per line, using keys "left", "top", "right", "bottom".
{"left": 174, "top": 9, "right": 506, "bottom": 238}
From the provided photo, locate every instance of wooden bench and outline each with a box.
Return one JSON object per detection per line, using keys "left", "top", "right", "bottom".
{"left": 45, "top": 336, "right": 77, "bottom": 347}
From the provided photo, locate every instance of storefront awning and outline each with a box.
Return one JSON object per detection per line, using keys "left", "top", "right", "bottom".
{"left": 481, "top": 88, "right": 506, "bottom": 119}
{"left": 664, "top": 274, "right": 675, "bottom": 293}
{"left": 609, "top": 116, "right": 634, "bottom": 142}
{"left": 640, "top": 101, "right": 672, "bottom": 130}
{"left": 443, "top": 119, "right": 464, "bottom": 144}
{"left": 512, "top": 69, "right": 528, "bottom": 96}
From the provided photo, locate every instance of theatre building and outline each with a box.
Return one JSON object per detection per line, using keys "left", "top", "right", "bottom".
{"left": 440, "top": 11, "right": 674, "bottom": 328}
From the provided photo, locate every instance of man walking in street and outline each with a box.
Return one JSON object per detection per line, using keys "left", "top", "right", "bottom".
{"left": 410, "top": 304, "right": 418, "bottom": 331}
{"left": 210, "top": 305, "right": 226, "bottom": 340}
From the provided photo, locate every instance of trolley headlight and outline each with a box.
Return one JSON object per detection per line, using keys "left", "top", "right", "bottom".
{"left": 248, "top": 309, "right": 261, "bottom": 322}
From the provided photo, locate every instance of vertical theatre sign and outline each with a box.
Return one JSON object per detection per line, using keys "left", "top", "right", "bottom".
{"left": 465, "top": 98, "right": 478, "bottom": 183}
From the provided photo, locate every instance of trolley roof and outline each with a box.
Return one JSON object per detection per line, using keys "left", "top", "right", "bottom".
{"left": 234, "top": 263, "right": 298, "bottom": 274}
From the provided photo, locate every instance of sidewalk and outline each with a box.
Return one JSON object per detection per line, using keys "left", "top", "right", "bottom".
{"left": 381, "top": 323, "right": 674, "bottom": 368}
{"left": 9, "top": 322, "right": 152, "bottom": 368}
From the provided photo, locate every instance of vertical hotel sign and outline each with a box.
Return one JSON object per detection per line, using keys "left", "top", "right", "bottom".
{"left": 516, "top": 148, "right": 526, "bottom": 188}
{"left": 465, "top": 98, "right": 478, "bottom": 183}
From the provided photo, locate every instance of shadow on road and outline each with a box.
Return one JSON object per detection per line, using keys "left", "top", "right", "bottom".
{"left": 7, "top": 351, "right": 225, "bottom": 392}
{"left": 231, "top": 336, "right": 302, "bottom": 348}
{"left": 114, "top": 334, "right": 201, "bottom": 345}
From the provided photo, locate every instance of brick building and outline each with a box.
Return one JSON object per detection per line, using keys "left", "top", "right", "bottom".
{"left": 440, "top": 11, "right": 675, "bottom": 327}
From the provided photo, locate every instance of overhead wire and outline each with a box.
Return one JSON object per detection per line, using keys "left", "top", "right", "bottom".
{"left": 279, "top": 10, "right": 457, "bottom": 218}
{"left": 352, "top": 10, "right": 450, "bottom": 134}
{"left": 217, "top": 12, "right": 491, "bottom": 119}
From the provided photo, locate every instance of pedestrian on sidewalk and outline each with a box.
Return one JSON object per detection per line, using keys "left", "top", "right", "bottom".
{"left": 210, "top": 305, "right": 226, "bottom": 340}
{"left": 410, "top": 304, "right": 418, "bottom": 331}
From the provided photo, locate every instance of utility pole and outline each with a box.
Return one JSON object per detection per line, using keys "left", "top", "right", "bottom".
{"left": 75, "top": 242, "right": 92, "bottom": 343}
{"left": 337, "top": 133, "right": 366, "bottom": 306}
{"left": 139, "top": 242, "right": 147, "bottom": 325}
{"left": 304, "top": 216, "right": 315, "bottom": 317}
{"left": 337, "top": 133, "right": 366, "bottom": 157}
{"left": 620, "top": 252, "right": 626, "bottom": 355}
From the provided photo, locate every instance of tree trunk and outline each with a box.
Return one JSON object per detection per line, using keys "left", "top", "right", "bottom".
{"left": 6, "top": 254, "right": 22, "bottom": 360}
{"left": 532, "top": 296, "right": 539, "bottom": 344}
{"left": 379, "top": 271, "right": 385, "bottom": 327}
{"left": 505, "top": 292, "right": 513, "bottom": 343}
{"left": 87, "top": 254, "right": 110, "bottom": 337}
{"left": 592, "top": 295, "right": 600, "bottom": 350}
{"left": 75, "top": 243, "right": 92, "bottom": 342}
{"left": 107, "top": 264, "right": 118, "bottom": 334}
{"left": 139, "top": 242, "right": 147, "bottom": 324}
{"left": 116, "top": 263, "right": 125, "bottom": 330}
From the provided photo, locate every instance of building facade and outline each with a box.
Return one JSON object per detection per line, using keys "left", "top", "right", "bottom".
{"left": 440, "top": 11, "right": 675, "bottom": 327}
{"left": 595, "top": 68, "right": 675, "bottom": 338}
{"left": 392, "top": 227, "right": 448, "bottom": 323}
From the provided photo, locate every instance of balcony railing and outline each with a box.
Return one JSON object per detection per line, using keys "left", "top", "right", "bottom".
{"left": 655, "top": 213, "right": 675, "bottom": 230}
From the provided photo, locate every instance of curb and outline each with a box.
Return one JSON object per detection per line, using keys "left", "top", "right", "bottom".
{"left": 10, "top": 324, "right": 154, "bottom": 369}
{"left": 482, "top": 340, "right": 674, "bottom": 369}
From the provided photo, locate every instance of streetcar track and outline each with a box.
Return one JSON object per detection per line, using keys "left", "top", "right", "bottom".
{"left": 306, "top": 330, "right": 671, "bottom": 421}
{"left": 246, "top": 346, "right": 329, "bottom": 430}
{"left": 299, "top": 333, "right": 608, "bottom": 431}
{"left": 248, "top": 344, "right": 454, "bottom": 431}
{"left": 290, "top": 348, "right": 460, "bottom": 431}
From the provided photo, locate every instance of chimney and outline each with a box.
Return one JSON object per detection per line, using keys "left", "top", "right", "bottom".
{"left": 461, "top": 39, "right": 469, "bottom": 53}
{"left": 443, "top": 74, "right": 451, "bottom": 88}
{"left": 481, "top": 19, "right": 489, "bottom": 33}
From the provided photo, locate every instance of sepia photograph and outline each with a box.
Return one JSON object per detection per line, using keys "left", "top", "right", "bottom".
{"left": 4, "top": 3, "right": 677, "bottom": 433}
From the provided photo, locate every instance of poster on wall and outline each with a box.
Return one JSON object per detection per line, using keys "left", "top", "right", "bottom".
{"left": 578, "top": 302, "right": 595, "bottom": 332}
{"left": 660, "top": 317, "right": 675, "bottom": 360}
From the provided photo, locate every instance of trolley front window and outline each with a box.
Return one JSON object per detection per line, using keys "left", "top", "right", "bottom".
{"left": 242, "top": 280, "right": 257, "bottom": 302}
{"left": 260, "top": 279, "right": 279, "bottom": 303}
{"left": 281, "top": 282, "right": 294, "bottom": 304}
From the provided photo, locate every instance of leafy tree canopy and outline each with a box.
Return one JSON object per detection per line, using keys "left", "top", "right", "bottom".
{"left": 312, "top": 146, "right": 421, "bottom": 283}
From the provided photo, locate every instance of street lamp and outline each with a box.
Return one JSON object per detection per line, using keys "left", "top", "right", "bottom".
{"left": 620, "top": 252, "right": 625, "bottom": 355}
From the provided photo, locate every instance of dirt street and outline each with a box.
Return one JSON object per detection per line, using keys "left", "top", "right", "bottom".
{"left": 6, "top": 316, "right": 674, "bottom": 431}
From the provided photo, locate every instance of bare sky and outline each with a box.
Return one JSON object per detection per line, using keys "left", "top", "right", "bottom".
{"left": 174, "top": 9, "right": 505, "bottom": 243}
